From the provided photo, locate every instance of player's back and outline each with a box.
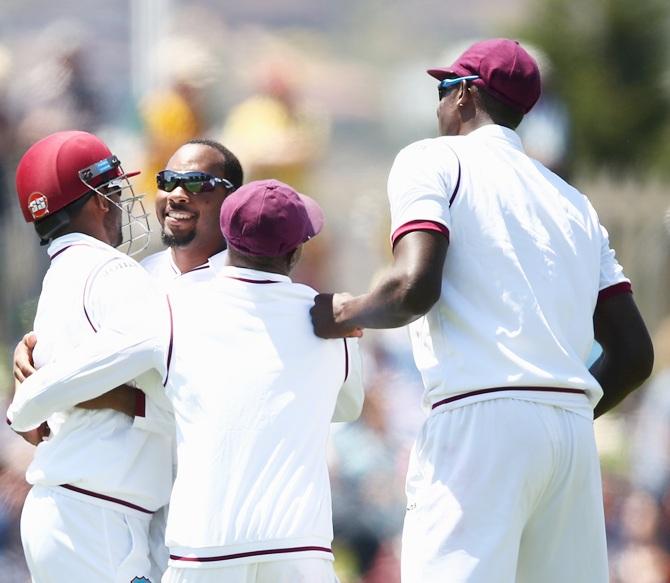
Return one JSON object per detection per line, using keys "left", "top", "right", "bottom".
{"left": 164, "top": 265, "right": 352, "bottom": 564}
{"left": 396, "top": 125, "right": 628, "bottom": 413}
{"left": 28, "top": 233, "right": 173, "bottom": 513}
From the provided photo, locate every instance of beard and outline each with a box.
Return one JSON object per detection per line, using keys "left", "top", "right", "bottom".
{"left": 161, "top": 227, "right": 196, "bottom": 247}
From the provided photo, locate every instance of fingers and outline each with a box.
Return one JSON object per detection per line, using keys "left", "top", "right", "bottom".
{"left": 310, "top": 293, "right": 364, "bottom": 339}
{"left": 25, "top": 331, "right": 37, "bottom": 350}
{"left": 13, "top": 331, "right": 37, "bottom": 384}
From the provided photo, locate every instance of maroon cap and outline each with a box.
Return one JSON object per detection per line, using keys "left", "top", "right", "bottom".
{"left": 427, "top": 38, "right": 541, "bottom": 114}
{"left": 15, "top": 130, "right": 139, "bottom": 223}
{"left": 220, "top": 179, "right": 324, "bottom": 257}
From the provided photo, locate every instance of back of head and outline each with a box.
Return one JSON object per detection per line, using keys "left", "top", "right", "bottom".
{"left": 220, "top": 179, "right": 324, "bottom": 272}
{"left": 187, "top": 138, "right": 244, "bottom": 189}
{"left": 428, "top": 38, "right": 541, "bottom": 127}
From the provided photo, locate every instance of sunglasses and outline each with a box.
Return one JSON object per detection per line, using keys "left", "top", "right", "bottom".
{"left": 156, "top": 170, "right": 234, "bottom": 194}
{"left": 437, "top": 75, "right": 479, "bottom": 100}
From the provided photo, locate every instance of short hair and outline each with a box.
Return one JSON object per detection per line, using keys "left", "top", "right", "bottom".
{"left": 477, "top": 88, "right": 524, "bottom": 129}
{"left": 187, "top": 138, "right": 244, "bottom": 190}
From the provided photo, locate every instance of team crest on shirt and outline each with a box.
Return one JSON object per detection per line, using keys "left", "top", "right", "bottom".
{"left": 130, "top": 578, "right": 151, "bottom": 583}
{"left": 27, "top": 192, "right": 49, "bottom": 219}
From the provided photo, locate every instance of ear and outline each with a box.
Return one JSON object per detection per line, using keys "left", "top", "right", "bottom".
{"left": 90, "top": 192, "right": 111, "bottom": 214}
{"left": 456, "top": 80, "right": 474, "bottom": 109}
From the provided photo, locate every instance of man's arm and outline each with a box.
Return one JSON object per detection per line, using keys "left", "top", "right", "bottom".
{"left": 8, "top": 327, "right": 165, "bottom": 432}
{"left": 312, "top": 230, "right": 448, "bottom": 338}
{"left": 13, "top": 333, "right": 138, "bottom": 419}
{"left": 592, "top": 292, "right": 654, "bottom": 418}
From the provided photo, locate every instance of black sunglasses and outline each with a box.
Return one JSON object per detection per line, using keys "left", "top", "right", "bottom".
{"left": 156, "top": 170, "right": 234, "bottom": 194}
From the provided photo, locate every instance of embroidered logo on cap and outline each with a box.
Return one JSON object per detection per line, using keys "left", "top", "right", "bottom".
{"left": 27, "top": 192, "right": 49, "bottom": 219}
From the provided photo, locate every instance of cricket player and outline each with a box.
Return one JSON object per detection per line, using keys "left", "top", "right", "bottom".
{"left": 8, "top": 130, "right": 174, "bottom": 583}
{"left": 142, "top": 138, "right": 244, "bottom": 577}
{"left": 11, "top": 137, "right": 246, "bottom": 580}
{"left": 142, "top": 138, "right": 243, "bottom": 279}
{"left": 10, "top": 179, "right": 364, "bottom": 583}
{"left": 311, "top": 39, "right": 654, "bottom": 582}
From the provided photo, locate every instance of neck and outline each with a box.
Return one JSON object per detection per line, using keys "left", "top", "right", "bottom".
{"left": 62, "top": 223, "right": 113, "bottom": 246}
{"left": 458, "top": 114, "right": 496, "bottom": 135}
{"left": 171, "top": 241, "right": 226, "bottom": 273}
{"left": 227, "top": 248, "right": 291, "bottom": 276}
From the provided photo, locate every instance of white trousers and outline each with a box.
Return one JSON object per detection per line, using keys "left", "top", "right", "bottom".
{"left": 401, "top": 398, "right": 608, "bottom": 583}
{"left": 162, "top": 558, "right": 338, "bottom": 583}
{"left": 21, "top": 485, "right": 154, "bottom": 583}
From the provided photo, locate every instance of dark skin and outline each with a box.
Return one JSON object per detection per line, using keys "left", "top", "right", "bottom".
{"left": 310, "top": 80, "right": 484, "bottom": 337}
{"left": 155, "top": 143, "right": 232, "bottom": 273}
{"left": 227, "top": 246, "right": 301, "bottom": 276}
{"left": 592, "top": 293, "right": 654, "bottom": 418}
{"left": 311, "top": 79, "right": 653, "bottom": 416}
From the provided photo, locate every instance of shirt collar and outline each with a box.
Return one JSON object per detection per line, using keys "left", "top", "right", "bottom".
{"left": 219, "top": 265, "right": 292, "bottom": 284}
{"left": 47, "top": 233, "right": 116, "bottom": 259}
{"left": 169, "top": 248, "right": 228, "bottom": 275}
{"left": 207, "top": 248, "right": 228, "bottom": 269}
{"left": 467, "top": 124, "right": 525, "bottom": 152}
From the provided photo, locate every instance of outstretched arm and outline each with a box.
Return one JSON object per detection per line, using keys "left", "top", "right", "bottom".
{"left": 592, "top": 292, "right": 653, "bottom": 418}
{"left": 13, "top": 332, "right": 138, "bottom": 422}
{"left": 311, "top": 230, "right": 448, "bottom": 338}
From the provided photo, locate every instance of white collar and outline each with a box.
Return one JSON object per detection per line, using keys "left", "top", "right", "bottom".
{"left": 467, "top": 124, "right": 525, "bottom": 152}
{"left": 48, "top": 233, "right": 117, "bottom": 259}
{"left": 168, "top": 248, "right": 229, "bottom": 275}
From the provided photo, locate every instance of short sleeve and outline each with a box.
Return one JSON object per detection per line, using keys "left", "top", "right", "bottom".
{"left": 598, "top": 223, "right": 631, "bottom": 299}
{"left": 387, "top": 139, "right": 458, "bottom": 245}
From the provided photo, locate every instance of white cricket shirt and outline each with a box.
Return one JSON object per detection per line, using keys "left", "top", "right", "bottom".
{"left": 164, "top": 265, "right": 363, "bottom": 567}
{"left": 387, "top": 124, "right": 630, "bottom": 417}
{"left": 9, "top": 258, "right": 364, "bottom": 566}
{"left": 7, "top": 233, "right": 174, "bottom": 514}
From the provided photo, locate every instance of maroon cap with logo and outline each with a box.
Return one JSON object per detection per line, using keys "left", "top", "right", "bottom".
{"left": 220, "top": 179, "right": 324, "bottom": 257}
{"left": 427, "top": 38, "right": 541, "bottom": 114}
{"left": 15, "top": 130, "right": 139, "bottom": 223}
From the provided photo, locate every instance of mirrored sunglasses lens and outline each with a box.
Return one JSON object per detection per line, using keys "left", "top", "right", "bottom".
{"left": 163, "top": 179, "right": 179, "bottom": 192}
{"left": 157, "top": 172, "right": 177, "bottom": 192}
{"left": 184, "top": 180, "right": 206, "bottom": 193}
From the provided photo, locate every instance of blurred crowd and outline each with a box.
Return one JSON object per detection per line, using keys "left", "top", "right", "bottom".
{"left": 0, "top": 12, "right": 669, "bottom": 583}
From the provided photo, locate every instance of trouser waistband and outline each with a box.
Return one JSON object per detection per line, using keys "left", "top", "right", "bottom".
{"left": 431, "top": 386, "right": 587, "bottom": 410}
{"left": 60, "top": 484, "right": 153, "bottom": 514}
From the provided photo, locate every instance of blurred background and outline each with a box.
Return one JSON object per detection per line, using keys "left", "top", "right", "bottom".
{"left": 0, "top": 0, "right": 669, "bottom": 581}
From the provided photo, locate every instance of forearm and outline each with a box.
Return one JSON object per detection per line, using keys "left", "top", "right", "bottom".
{"left": 338, "top": 277, "right": 431, "bottom": 330}
{"left": 76, "top": 385, "right": 140, "bottom": 417}
{"left": 592, "top": 354, "right": 648, "bottom": 418}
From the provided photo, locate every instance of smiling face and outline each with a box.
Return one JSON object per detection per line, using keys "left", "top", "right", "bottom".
{"left": 155, "top": 143, "right": 230, "bottom": 251}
